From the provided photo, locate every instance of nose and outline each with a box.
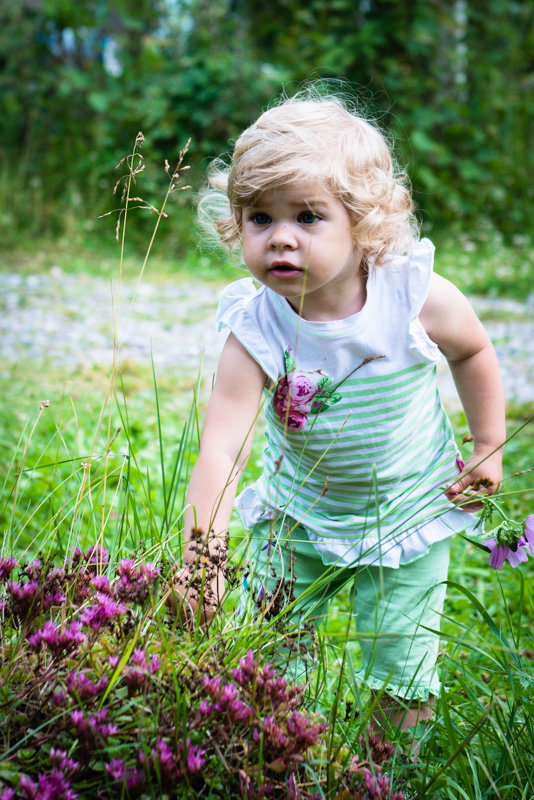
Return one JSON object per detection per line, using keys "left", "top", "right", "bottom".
{"left": 268, "top": 221, "right": 297, "bottom": 250}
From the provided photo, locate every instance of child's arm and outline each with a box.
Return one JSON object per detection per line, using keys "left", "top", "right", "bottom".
{"left": 419, "top": 273, "right": 506, "bottom": 508}
{"left": 170, "top": 332, "right": 266, "bottom": 624}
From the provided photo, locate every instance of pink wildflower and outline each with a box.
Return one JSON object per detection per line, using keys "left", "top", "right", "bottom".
{"left": 28, "top": 620, "right": 85, "bottom": 655}
{"left": 79, "top": 593, "right": 126, "bottom": 631}
{"left": 49, "top": 747, "right": 80, "bottom": 775}
{"left": 105, "top": 758, "right": 146, "bottom": 795}
{"left": 185, "top": 742, "right": 205, "bottom": 773}
{"left": 0, "top": 557, "right": 17, "bottom": 582}
{"left": 92, "top": 574, "right": 113, "bottom": 594}
{"left": 116, "top": 559, "right": 159, "bottom": 603}
{"left": 523, "top": 515, "right": 534, "bottom": 555}
{"left": 66, "top": 671, "right": 108, "bottom": 700}
{"left": 70, "top": 708, "right": 117, "bottom": 748}
{"left": 483, "top": 536, "right": 529, "bottom": 569}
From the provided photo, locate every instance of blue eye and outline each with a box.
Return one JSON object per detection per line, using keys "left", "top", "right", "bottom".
{"left": 299, "top": 211, "right": 320, "bottom": 224}
{"left": 250, "top": 212, "right": 271, "bottom": 225}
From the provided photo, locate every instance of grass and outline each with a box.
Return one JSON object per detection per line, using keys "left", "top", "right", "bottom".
{"left": 1, "top": 350, "right": 533, "bottom": 797}
{"left": 426, "top": 225, "right": 533, "bottom": 301}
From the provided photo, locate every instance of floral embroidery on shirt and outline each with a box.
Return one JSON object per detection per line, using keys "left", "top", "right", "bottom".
{"left": 272, "top": 347, "right": 342, "bottom": 430}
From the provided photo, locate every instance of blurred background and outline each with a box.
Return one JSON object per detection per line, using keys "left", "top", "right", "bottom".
{"left": 1, "top": 0, "right": 532, "bottom": 271}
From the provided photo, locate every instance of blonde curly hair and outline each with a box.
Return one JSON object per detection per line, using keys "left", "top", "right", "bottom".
{"left": 198, "top": 90, "right": 418, "bottom": 269}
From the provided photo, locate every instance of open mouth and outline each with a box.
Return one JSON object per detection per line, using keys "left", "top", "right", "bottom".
{"left": 269, "top": 263, "right": 303, "bottom": 277}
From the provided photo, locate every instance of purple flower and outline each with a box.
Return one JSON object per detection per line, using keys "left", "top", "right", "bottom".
{"left": 482, "top": 515, "right": 532, "bottom": 570}
{"left": 263, "top": 715, "right": 289, "bottom": 750}
{"left": 0, "top": 557, "right": 17, "bottom": 582}
{"left": 149, "top": 655, "right": 161, "bottom": 674}
{"left": 482, "top": 535, "right": 529, "bottom": 569}
{"left": 49, "top": 747, "right": 80, "bottom": 776}
{"left": 153, "top": 737, "right": 175, "bottom": 773}
{"left": 105, "top": 758, "right": 127, "bottom": 782}
{"left": 83, "top": 545, "right": 109, "bottom": 571}
{"left": 364, "top": 769, "right": 391, "bottom": 799}
{"left": 122, "top": 648, "right": 160, "bottom": 696}
{"left": 231, "top": 649, "right": 257, "bottom": 686}
{"left": 115, "top": 559, "right": 159, "bottom": 603}
{"left": 199, "top": 699, "right": 214, "bottom": 715}
{"left": 185, "top": 742, "right": 205, "bottom": 773}
{"left": 92, "top": 574, "right": 113, "bottom": 594}
{"left": 287, "top": 773, "right": 299, "bottom": 800}
{"left": 132, "top": 648, "right": 146, "bottom": 666}
{"left": 28, "top": 620, "right": 86, "bottom": 655}
{"left": 286, "top": 711, "right": 325, "bottom": 749}
{"left": 524, "top": 515, "right": 534, "bottom": 555}
{"left": 7, "top": 579, "right": 41, "bottom": 618}
{"left": 12, "top": 769, "right": 77, "bottom": 800}
{"left": 67, "top": 671, "right": 108, "bottom": 701}
{"left": 70, "top": 708, "right": 117, "bottom": 748}
{"left": 19, "top": 775, "right": 37, "bottom": 797}
{"left": 79, "top": 593, "right": 126, "bottom": 631}
{"left": 23, "top": 559, "right": 42, "bottom": 580}
{"left": 105, "top": 759, "right": 145, "bottom": 795}
{"left": 123, "top": 668, "right": 147, "bottom": 696}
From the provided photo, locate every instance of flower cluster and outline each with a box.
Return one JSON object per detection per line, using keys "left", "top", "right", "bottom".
{"left": 0, "top": 748, "right": 80, "bottom": 800}
{"left": 115, "top": 558, "right": 160, "bottom": 603}
{"left": 70, "top": 708, "right": 117, "bottom": 749}
{"left": 344, "top": 730, "right": 406, "bottom": 800}
{"left": 0, "top": 557, "right": 17, "bottom": 582}
{"left": 78, "top": 593, "right": 126, "bottom": 632}
{"left": 2, "top": 556, "right": 66, "bottom": 620}
{"left": 0, "top": 548, "right": 403, "bottom": 800}
{"left": 66, "top": 670, "right": 108, "bottom": 701}
{"left": 196, "top": 650, "right": 327, "bottom": 796}
{"left": 122, "top": 647, "right": 161, "bottom": 696}
{"left": 28, "top": 620, "right": 86, "bottom": 657}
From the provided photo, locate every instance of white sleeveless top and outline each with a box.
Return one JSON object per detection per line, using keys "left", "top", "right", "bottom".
{"left": 216, "top": 239, "right": 476, "bottom": 568}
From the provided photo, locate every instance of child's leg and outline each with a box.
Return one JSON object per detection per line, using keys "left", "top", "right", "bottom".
{"left": 353, "top": 538, "right": 451, "bottom": 740}
{"left": 371, "top": 690, "right": 434, "bottom": 731}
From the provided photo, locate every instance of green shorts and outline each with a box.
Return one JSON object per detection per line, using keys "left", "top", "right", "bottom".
{"left": 240, "top": 518, "right": 451, "bottom": 701}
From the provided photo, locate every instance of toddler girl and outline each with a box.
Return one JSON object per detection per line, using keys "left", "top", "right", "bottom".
{"left": 176, "top": 90, "right": 505, "bottom": 734}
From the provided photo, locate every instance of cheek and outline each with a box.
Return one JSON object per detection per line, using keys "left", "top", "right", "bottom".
{"left": 242, "top": 237, "right": 260, "bottom": 267}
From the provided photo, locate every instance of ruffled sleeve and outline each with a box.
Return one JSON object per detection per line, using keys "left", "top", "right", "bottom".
{"left": 407, "top": 238, "right": 442, "bottom": 363}
{"left": 215, "top": 278, "right": 280, "bottom": 382}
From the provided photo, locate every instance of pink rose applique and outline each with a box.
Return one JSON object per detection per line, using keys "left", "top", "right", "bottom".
{"left": 273, "top": 372, "right": 318, "bottom": 430}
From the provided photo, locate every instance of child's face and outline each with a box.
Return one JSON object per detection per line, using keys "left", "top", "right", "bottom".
{"left": 241, "top": 181, "right": 364, "bottom": 320}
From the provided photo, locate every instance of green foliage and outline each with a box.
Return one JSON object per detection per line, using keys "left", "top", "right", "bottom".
{"left": 0, "top": 1, "right": 532, "bottom": 244}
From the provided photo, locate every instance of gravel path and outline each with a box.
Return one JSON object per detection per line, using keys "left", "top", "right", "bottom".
{"left": 1, "top": 269, "right": 532, "bottom": 408}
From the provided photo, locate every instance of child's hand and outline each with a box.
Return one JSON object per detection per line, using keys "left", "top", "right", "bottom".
{"left": 445, "top": 451, "right": 503, "bottom": 511}
{"left": 166, "top": 533, "right": 227, "bottom": 630}
{"left": 167, "top": 566, "right": 222, "bottom": 630}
